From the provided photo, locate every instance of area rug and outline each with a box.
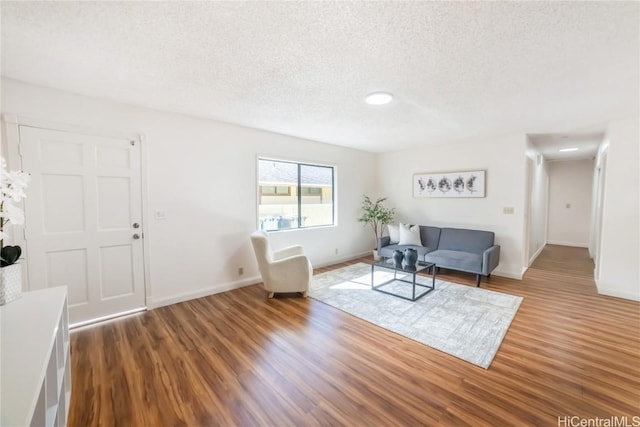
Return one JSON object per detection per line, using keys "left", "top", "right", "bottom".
{"left": 310, "top": 263, "right": 523, "bottom": 369}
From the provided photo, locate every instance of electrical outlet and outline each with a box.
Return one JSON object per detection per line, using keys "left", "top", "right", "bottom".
{"left": 154, "top": 210, "right": 167, "bottom": 220}
{"left": 503, "top": 207, "right": 515, "bottom": 214}
{"left": 238, "top": 267, "right": 244, "bottom": 276}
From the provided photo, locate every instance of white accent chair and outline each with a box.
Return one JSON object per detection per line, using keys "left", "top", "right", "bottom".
{"left": 250, "top": 230, "right": 312, "bottom": 298}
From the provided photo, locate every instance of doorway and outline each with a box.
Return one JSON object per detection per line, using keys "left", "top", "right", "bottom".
{"left": 16, "top": 125, "right": 147, "bottom": 325}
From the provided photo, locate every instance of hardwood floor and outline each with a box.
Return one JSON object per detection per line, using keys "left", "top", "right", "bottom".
{"left": 68, "top": 246, "right": 640, "bottom": 426}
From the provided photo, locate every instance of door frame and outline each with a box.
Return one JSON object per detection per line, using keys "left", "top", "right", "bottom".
{"left": 2, "top": 114, "right": 152, "bottom": 312}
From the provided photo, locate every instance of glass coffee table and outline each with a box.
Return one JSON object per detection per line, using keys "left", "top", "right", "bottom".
{"left": 371, "top": 258, "right": 437, "bottom": 301}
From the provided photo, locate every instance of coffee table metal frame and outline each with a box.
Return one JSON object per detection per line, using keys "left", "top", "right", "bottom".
{"left": 371, "top": 259, "right": 437, "bottom": 301}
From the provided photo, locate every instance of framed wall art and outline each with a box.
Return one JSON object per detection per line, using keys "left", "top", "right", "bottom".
{"left": 413, "top": 170, "right": 486, "bottom": 198}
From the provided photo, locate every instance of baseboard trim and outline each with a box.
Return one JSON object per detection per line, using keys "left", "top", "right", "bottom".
{"left": 148, "top": 275, "right": 261, "bottom": 309}
{"left": 148, "top": 252, "right": 370, "bottom": 310}
{"left": 547, "top": 240, "right": 588, "bottom": 248}
{"left": 314, "top": 251, "right": 372, "bottom": 269}
{"left": 70, "top": 307, "right": 147, "bottom": 330}
{"left": 595, "top": 280, "right": 640, "bottom": 302}
{"left": 147, "top": 250, "right": 525, "bottom": 309}
{"left": 529, "top": 244, "right": 545, "bottom": 266}
{"left": 492, "top": 268, "right": 523, "bottom": 280}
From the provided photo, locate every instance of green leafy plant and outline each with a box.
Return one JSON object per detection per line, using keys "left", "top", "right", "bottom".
{"left": 358, "top": 195, "right": 395, "bottom": 249}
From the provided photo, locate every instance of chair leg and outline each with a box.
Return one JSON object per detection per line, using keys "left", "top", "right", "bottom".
{"left": 268, "top": 292, "right": 275, "bottom": 298}
{"left": 302, "top": 291, "right": 308, "bottom": 298}
{"left": 476, "top": 274, "right": 481, "bottom": 287}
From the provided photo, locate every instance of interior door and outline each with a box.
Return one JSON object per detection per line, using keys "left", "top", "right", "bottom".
{"left": 19, "top": 126, "right": 146, "bottom": 325}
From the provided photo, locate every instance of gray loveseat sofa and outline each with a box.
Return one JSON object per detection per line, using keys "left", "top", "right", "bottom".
{"left": 377, "top": 226, "right": 500, "bottom": 287}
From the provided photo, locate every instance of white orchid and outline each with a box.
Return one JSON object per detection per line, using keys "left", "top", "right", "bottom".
{"left": 1, "top": 156, "right": 31, "bottom": 247}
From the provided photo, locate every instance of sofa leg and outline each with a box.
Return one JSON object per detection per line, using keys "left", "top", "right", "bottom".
{"left": 476, "top": 275, "right": 481, "bottom": 287}
{"left": 268, "top": 292, "right": 275, "bottom": 298}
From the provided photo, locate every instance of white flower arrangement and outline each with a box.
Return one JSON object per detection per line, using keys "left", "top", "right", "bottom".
{"left": 1, "top": 157, "right": 30, "bottom": 266}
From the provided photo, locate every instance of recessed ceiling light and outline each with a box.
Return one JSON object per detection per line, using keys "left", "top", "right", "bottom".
{"left": 559, "top": 147, "right": 579, "bottom": 152}
{"left": 365, "top": 92, "right": 393, "bottom": 105}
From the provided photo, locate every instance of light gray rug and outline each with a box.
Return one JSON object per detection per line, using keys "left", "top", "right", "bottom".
{"left": 310, "top": 263, "right": 523, "bottom": 369}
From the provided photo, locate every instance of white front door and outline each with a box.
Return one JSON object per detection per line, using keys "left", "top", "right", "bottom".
{"left": 19, "top": 126, "right": 146, "bottom": 325}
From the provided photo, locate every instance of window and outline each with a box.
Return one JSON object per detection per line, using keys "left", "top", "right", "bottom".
{"left": 301, "top": 187, "right": 322, "bottom": 196}
{"left": 258, "top": 158, "right": 335, "bottom": 231}
{"left": 261, "top": 186, "right": 290, "bottom": 196}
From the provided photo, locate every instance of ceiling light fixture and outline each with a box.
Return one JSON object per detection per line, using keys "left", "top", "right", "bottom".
{"left": 365, "top": 92, "right": 393, "bottom": 105}
{"left": 559, "top": 147, "right": 579, "bottom": 152}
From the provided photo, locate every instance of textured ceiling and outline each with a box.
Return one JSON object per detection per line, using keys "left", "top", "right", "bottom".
{"left": 528, "top": 132, "right": 603, "bottom": 161}
{"left": 1, "top": 1, "right": 638, "bottom": 153}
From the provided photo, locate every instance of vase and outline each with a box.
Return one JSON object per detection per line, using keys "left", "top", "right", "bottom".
{"left": 404, "top": 248, "right": 418, "bottom": 267}
{"left": 0, "top": 263, "right": 22, "bottom": 305}
{"left": 392, "top": 249, "right": 404, "bottom": 266}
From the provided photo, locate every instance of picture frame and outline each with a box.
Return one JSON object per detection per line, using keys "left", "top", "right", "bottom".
{"left": 413, "top": 170, "right": 486, "bottom": 198}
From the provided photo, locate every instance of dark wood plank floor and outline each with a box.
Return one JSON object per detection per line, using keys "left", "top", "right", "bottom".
{"left": 68, "top": 245, "right": 640, "bottom": 426}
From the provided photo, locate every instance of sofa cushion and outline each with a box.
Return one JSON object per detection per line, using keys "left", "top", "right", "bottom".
{"left": 419, "top": 226, "right": 441, "bottom": 249}
{"left": 425, "top": 249, "right": 482, "bottom": 273}
{"left": 388, "top": 224, "right": 400, "bottom": 244}
{"left": 438, "top": 228, "right": 494, "bottom": 254}
{"left": 379, "top": 244, "right": 433, "bottom": 260}
{"left": 399, "top": 223, "right": 422, "bottom": 246}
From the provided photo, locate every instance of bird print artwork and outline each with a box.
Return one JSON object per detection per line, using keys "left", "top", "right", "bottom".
{"left": 426, "top": 178, "right": 437, "bottom": 193}
{"left": 466, "top": 175, "right": 477, "bottom": 194}
{"left": 438, "top": 177, "right": 452, "bottom": 194}
{"left": 418, "top": 177, "right": 426, "bottom": 192}
{"left": 453, "top": 176, "right": 465, "bottom": 194}
{"left": 414, "top": 171, "right": 484, "bottom": 198}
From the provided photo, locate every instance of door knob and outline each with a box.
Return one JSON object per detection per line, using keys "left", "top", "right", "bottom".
{"left": 133, "top": 233, "right": 140, "bottom": 240}
{"left": 133, "top": 222, "right": 140, "bottom": 229}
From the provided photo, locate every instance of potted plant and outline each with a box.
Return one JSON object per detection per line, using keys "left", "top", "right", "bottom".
{"left": 358, "top": 195, "right": 395, "bottom": 260}
{"left": 1, "top": 157, "right": 30, "bottom": 305}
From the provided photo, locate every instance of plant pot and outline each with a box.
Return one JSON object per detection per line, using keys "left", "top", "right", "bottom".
{"left": 0, "top": 263, "right": 22, "bottom": 305}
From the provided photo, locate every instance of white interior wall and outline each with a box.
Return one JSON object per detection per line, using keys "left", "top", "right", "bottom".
{"left": 547, "top": 158, "right": 594, "bottom": 247}
{"left": 525, "top": 138, "right": 549, "bottom": 265}
{"left": 4, "top": 78, "right": 638, "bottom": 302}
{"left": 376, "top": 134, "right": 528, "bottom": 279}
{"left": 596, "top": 117, "right": 640, "bottom": 301}
{"left": 590, "top": 140, "right": 608, "bottom": 263}
{"left": 1, "top": 78, "right": 377, "bottom": 307}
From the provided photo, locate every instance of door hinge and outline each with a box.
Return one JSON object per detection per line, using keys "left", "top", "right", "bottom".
{"left": 22, "top": 228, "right": 27, "bottom": 240}
{"left": 18, "top": 143, "right": 23, "bottom": 157}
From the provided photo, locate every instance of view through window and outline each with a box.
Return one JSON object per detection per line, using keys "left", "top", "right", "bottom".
{"left": 258, "top": 159, "right": 334, "bottom": 231}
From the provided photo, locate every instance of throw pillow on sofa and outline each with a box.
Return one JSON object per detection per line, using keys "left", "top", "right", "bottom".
{"left": 388, "top": 224, "right": 400, "bottom": 244}
{"left": 399, "top": 223, "right": 422, "bottom": 246}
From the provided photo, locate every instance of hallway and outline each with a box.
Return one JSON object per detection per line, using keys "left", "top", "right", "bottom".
{"left": 526, "top": 244, "right": 597, "bottom": 298}
{"left": 530, "top": 244, "right": 595, "bottom": 277}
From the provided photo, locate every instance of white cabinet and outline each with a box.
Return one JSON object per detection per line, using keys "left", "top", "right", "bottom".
{"left": 1, "top": 287, "right": 71, "bottom": 426}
